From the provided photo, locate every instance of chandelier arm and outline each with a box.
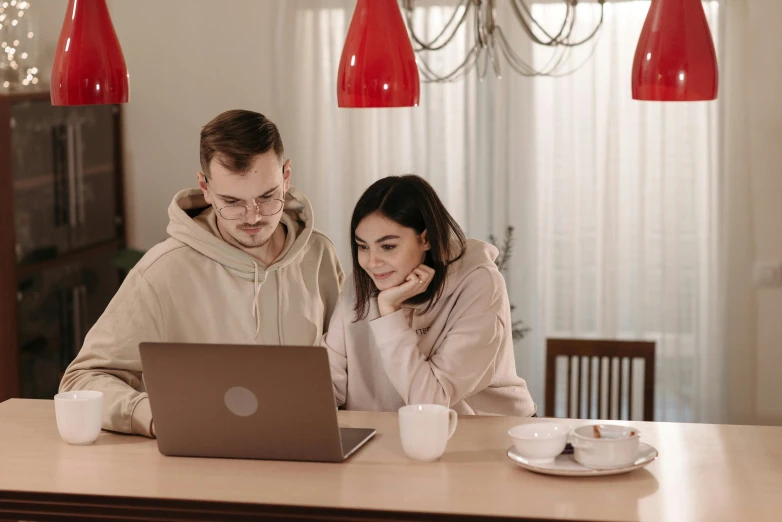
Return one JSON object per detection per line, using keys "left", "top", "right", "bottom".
{"left": 408, "top": 0, "right": 605, "bottom": 79}
{"left": 506, "top": 0, "right": 551, "bottom": 46}
{"left": 546, "top": 24, "right": 604, "bottom": 77}
{"left": 418, "top": 43, "right": 483, "bottom": 83}
{"left": 557, "top": 2, "right": 605, "bottom": 47}
{"left": 517, "top": 0, "right": 606, "bottom": 48}
{"left": 561, "top": 1, "right": 579, "bottom": 45}
{"left": 477, "top": 46, "right": 489, "bottom": 80}
{"left": 496, "top": 25, "right": 574, "bottom": 77}
{"left": 405, "top": 0, "right": 473, "bottom": 51}
{"left": 494, "top": 27, "right": 544, "bottom": 76}
{"left": 475, "top": 0, "right": 490, "bottom": 47}
{"left": 441, "top": 47, "right": 484, "bottom": 82}
{"left": 489, "top": 39, "right": 502, "bottom": 79}
{"left": 508, "top": 0, "right": 571, "bottom": 46}
{"left": 541, "top": 46, "right": 573, "bottom": 76}
{"left": 485, "top": 0, "right": 503, "bottom": 79}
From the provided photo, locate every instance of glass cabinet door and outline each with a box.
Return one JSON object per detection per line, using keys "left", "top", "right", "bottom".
{"left": 11, "top": 102, "right": 71, "bottom": 265}
{"left": 12, "top": 102, "right": 121, "bottom": 263}
{"left": 69, "top": 105, "right": 120, "bottom": 249}
{"left": 16, "top": 250, "right": 120, "bottom": 399}
{"left": 16, "top": 265, "right": 76, "bottom": 399}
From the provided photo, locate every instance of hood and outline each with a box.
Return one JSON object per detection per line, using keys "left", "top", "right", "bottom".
{"left": 165, "top": 186, "right": 315, "bottom": 281}
{"left": 165, "top": 185, "right": 317, "bottom": 339}
{"left": 441, "top": 239, "right": 500, "bottom": 298}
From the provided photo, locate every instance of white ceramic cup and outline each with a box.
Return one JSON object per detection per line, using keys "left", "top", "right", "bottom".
{"left": 508, "top": 422, "right": 569, "bottom": 464}
{"left": 398, "top": 404, "right": 458, "bottom": 461}
{"left": 54, "top": 390, "right": 103, "bottom": 445}
{"left": 571, "top": 424, "right": 640, "bottom": 469}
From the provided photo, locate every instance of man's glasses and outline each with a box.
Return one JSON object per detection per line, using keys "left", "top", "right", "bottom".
{"left": 207, "top": 180, "right": 285, "bottom": 220}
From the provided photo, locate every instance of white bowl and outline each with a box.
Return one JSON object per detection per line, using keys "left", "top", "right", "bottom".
{"left": 507, "top": 423, "right": 569, "bottom": 464}
{"left": 571, "top": 424, "right": 641, "bottom": 469}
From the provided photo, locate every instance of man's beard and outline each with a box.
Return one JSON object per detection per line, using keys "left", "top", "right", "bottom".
{"left": 233, "top": 225, "right": 273, "bottom": 249}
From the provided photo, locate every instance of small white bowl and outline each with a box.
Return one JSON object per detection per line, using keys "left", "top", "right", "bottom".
{"left": 508, "top": 423, "right": 569, "bottom": 464}
{"left": 571, "top": 424, "right": 641, "bottom": 469}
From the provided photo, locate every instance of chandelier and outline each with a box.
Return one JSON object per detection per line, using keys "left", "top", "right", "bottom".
{"left": 401, "top": 0, "right": 606, "bottom": 82}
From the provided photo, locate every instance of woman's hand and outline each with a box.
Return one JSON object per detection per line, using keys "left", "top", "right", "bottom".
{"left": 377, "top": 265, "right": 435, "bottom": 317}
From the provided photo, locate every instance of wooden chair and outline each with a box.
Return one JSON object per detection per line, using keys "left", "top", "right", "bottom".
{"left": 545, "top": 338, "right": 656, "bottom": 421}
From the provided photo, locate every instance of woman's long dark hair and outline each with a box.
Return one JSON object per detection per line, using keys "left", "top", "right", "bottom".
{"left": 350, "top": 175, "right": 466, "bottom": 321}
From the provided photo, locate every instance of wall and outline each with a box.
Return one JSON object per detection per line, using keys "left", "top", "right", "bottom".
{"left": 108, "top": 0, "right": 282, "bottom": 249}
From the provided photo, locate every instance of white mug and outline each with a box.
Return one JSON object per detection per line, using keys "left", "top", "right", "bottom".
{"left": 54, "top": 390, "right": 103, "bottom": 445}
{"left": 398, "top": 404, "right": 458, "bottom": 461}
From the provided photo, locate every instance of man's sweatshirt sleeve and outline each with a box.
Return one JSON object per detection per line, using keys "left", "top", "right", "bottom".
{"left": 59, "top": 268, "right": 164, "bottom": 438}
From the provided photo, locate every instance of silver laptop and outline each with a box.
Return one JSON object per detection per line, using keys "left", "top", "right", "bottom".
{"left": 139, "top": 342, "right": 375, "bottom": 462}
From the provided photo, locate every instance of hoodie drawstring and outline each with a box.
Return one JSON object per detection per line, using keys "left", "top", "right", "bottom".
{"left": 252, "top": 261, "right": 262, "bottom": 339}
{"left": 277, "top": 271, "right": 284, "bottom": 345}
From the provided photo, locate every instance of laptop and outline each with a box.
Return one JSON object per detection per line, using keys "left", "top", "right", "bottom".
{"left": 138, "top": 342, "right": 375, "bottom": 463}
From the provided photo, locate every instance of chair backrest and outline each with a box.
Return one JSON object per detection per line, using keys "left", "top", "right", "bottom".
{"left": 545, "top": 338, "right": 656, "bottom": 421}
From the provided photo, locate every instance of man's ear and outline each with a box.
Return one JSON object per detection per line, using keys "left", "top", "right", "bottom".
{"left": 197, "top": 171, "right": 212, "bottom": 204}
{"left": 282, "top": 159, "right": 292, "bottom": 193}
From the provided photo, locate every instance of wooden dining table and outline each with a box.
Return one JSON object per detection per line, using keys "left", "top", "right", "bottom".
{"left": 0, "top": 398, "right": 780, "bottom": 521}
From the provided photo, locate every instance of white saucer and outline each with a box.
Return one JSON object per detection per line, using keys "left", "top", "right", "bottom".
{"left": 507, "top": 442, "right": 658, "bottom": 477}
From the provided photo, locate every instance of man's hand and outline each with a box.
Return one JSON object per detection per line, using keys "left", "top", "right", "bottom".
{"left": 377, "top": 264, "right": 435, "bottom": 317}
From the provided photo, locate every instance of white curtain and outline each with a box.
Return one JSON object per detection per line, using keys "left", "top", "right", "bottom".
{"left": 272, "top": 0, "right": 727, "bottom": 423}
{"left": 532, "top": 1, "right": 724, "bottom": 422}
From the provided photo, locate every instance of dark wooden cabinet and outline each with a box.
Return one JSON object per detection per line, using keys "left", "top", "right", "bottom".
{"left": 0, "top": 91, "right": 125, "bottom": 401}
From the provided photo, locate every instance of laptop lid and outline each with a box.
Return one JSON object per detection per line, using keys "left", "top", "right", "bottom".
{"left": 139, "top": 342, "right": 364, "bottom": 463}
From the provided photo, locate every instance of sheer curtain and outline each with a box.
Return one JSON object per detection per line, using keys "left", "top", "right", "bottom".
{"left": 532, "top": 1, "right": 724, "bottom": 422}
{"left": 272, "top": 0, "right": 726, "bottom": 422}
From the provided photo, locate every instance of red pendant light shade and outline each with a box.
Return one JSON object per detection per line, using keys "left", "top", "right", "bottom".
{"left": 632, "top": 0, "right": 718, "bottom": 101}
{"left": 337, "top": 0, "right": 420, "bottom": 108}
{"left": 51, "top": 0, "right": 129, "bottom": 106}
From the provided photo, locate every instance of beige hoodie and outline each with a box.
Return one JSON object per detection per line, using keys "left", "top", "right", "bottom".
{"left": 325, "top": 239, "right": 536, "bottom": 416}
{"left": 60, "top": 187, "right": 344, "bottom": 437}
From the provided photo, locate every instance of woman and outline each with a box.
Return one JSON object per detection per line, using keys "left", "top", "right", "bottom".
{"left": 324, "top": 175, "right": 536, "bottom": 416}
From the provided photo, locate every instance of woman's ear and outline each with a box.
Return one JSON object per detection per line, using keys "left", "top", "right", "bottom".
{"left": 421, "top": 230, "right": 431, "bottom": 250}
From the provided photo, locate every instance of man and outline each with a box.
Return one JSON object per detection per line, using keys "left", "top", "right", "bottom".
{"left": 60, "top": 110, "right": 344, "bottom": 437}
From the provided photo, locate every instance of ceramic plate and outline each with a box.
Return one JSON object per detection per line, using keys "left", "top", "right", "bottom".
{"left": 507, "top": 442, "right": 658, "bottom": 477}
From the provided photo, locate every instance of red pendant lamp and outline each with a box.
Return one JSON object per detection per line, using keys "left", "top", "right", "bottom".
{"left": 337, "top": 0, "right": 420, "bottom": 108}
{"left": 631, "top": 0, "right": 718, "bottom": 101}
{"left": 51, "top": 0, "right": 129, "bottom": 106}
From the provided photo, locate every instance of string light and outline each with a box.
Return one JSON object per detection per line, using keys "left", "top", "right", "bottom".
{"left": 0, "top": 0, "right": 38, "bottom": 91}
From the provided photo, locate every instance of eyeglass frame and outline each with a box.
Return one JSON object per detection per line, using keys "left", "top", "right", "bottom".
{"left": 204, "top": 177, "right": 287, "bottom": 220}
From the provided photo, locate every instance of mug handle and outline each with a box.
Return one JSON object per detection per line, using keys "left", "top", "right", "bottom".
{"left": 447, "top": 409, "right": 458, "bottom": 439}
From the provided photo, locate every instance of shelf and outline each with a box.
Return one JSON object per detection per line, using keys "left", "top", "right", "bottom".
{"left": 0, "top": 90, "right": 51, "bottom": 104}
{"left": 13, "top": 163, "right": 115, "bottom": 192}
{"left": 16, "top": 238, "right": 124, "bottom": 280}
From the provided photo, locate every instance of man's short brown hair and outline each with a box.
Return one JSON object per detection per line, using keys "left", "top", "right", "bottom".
{"left": 199, "top": 110, "right": 284, "bottom": 178}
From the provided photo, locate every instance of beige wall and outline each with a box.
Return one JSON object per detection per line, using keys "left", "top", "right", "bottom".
{"left": 745, "top": 0, "right": 782, "bottom": 425}
{"left": 36, "top": 0, "right": 782, "bottom": 424}
{"left": 107, "top": 0, "right": 282, "bottom": 249}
